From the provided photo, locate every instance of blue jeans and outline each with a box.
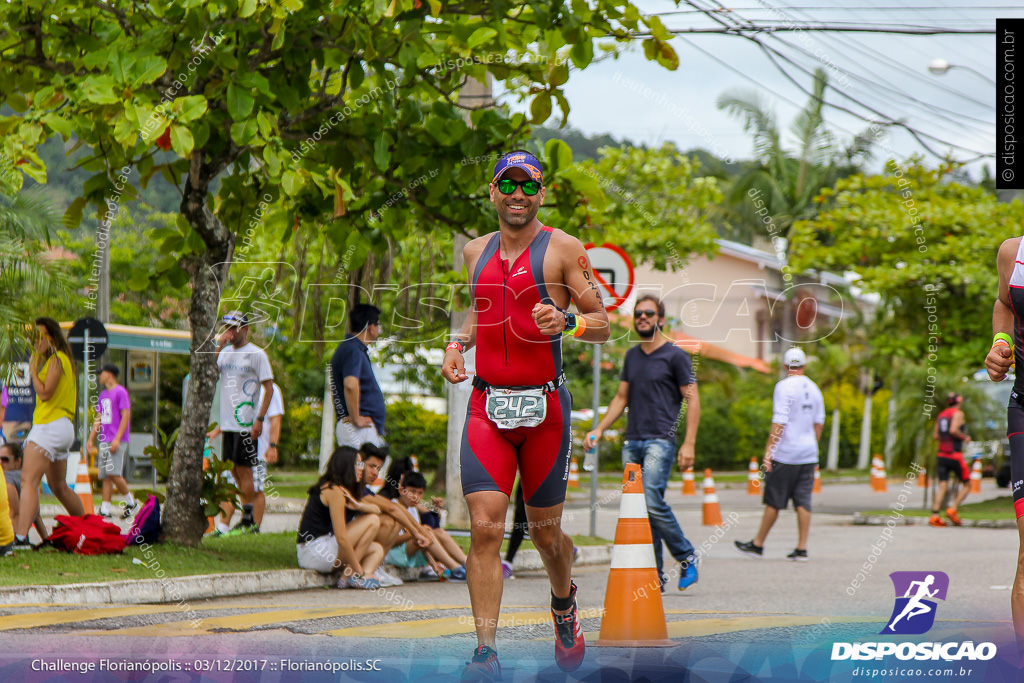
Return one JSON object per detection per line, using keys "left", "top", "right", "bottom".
{"left": 622, "top": 439, "right": 695, "bottom": 579}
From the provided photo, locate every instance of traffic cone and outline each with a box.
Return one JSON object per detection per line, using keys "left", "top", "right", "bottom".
{"left": 702, "top": 468, "right": 724, "bottom": 527}
{"left": 813, "top": 465, "right": 822, "bottom": 494}
{"left": 681, "top": 467, "right": 696, "bottom": 496}
{"left": 75, "top": 457, "right": 94, "bottom": 515}
{"left": 970, "top": 459, "right": 982, "bottom": 494}
{"left": 870, "top": 455, "right": 887, "bottom": 492}
{"left": 747, "top": 457, "right": 761, "bottom": 495}
{"left": 568, "top": 457, "right": 580, "bottom": 489}
{"left": 594, "top": 463, "right": 673, "bottom": 647}
{"left": 917, "top": 467, "right": 926, "bottom": 488}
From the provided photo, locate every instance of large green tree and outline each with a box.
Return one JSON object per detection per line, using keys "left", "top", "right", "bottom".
{"left": 0, "top": 0, "right": 680, "bottom": 543}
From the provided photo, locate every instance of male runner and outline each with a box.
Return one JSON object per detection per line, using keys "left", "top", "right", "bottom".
{"left": 442, "top": 150, "right": 609, "bottom": 680}
{"left": 930, "top": 393, "right": 971, "bottom": 527}
{"left": 984, "top": 235, "right": 1024, "bottom": 648}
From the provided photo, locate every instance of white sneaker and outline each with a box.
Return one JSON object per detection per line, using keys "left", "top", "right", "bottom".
{"left": 373, "top": 567, "right": 404, "bottom": 587}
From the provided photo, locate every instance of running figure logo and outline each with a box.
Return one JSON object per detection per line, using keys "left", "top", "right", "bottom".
{"left": 881, "top": 571, "right": 949, "bottom": 635}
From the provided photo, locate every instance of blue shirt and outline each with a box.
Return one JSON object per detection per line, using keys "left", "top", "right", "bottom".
{"left": 330, "top": 335, "right": 386, "bottom": 434}
{"left": 621, "top": 342, "right": 695, "bottom": 441}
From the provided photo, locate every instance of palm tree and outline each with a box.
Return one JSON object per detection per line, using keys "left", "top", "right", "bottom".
{"left": 0, "top": 170, "right": 70, "bottom": 371}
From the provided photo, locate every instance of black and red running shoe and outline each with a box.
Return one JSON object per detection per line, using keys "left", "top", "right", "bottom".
{"left": 552, "top": 581, "right": 585, "bottom": 672}
{"left": 461, "top": 645, "right": 502, "bottom": 682}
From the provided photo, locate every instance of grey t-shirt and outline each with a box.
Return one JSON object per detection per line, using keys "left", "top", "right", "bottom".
{"left": 621, "top": 343, "right": 695, "bottom": 441}
{"left": 5, "top": 468, "right": 21, "bottom": 495}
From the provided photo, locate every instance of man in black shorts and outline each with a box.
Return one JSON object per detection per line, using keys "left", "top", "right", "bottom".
{"left": 930, "top": 393, "right": 972, "bottom": 527}
{"left": 213, "top": 312, "right": 274, "bottom": 532}
{"left": 735, "top": 348, "right": 824, "bottom": 561}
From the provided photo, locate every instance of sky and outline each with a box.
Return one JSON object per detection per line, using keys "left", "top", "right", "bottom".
{"left": 501, "top": 0, "right": 1020, "bottom": 179}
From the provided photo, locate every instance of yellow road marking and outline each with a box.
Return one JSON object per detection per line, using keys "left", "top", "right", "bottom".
{"left": 325, "top": 611, "right": 552, "bottom": 638}
{"left": 74, "top": 605, "right": 474, "bottom": 637}
{"left": 0, "top": 606, "right": 200, "bottom": 631}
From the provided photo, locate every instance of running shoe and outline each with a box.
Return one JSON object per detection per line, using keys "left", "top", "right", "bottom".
{"left": 373, "top": 567, "right": 404, "bottom": 587}
{"left": 787, "top": 548, "right": 809, "bottom": 562}
{"left": 734, "top": 540, "right": 764, "bottom": 558}
{"left": 0, "top": 541, "right": 13, "bottom": 557}
{"left": 501, "top": 560, "right": 514, "bottom": 579}
{"left": 460, "top": 645, "right": 501, "bottom": 682}
{"left": 449, "top": 566, "right": 467, "bottom": 582}
{"left": 928, "top": 514, "right": 946, "bottom": 527}
{"left": 552, "top": 581, "right": 585, "bottom": 672}
{"left": 344, "top": 574, "right": 381, "bottom": 590}
{"left": 13, "top": 537, "right": 31, "bottom": 548}
{"left": 121, "top": 501, "right": 139, "bottom": 520}
{"left": 945, "top": 507, "right": 963, "bottom": 526}
{"left": 419, "top": 566, "right": 440, "bottom": 582}
{"left": 99, "top": 509, "right": 113, "bottom": 519}
{"left": 678, "top": 558, "right": 699, "bottom": 590}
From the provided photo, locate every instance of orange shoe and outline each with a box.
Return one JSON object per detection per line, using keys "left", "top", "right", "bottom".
{"left": 928, "top": 514, "right": 946, "bottom": 527}
{"left": 946, "top": 507, "right": 963, "bottom": 526}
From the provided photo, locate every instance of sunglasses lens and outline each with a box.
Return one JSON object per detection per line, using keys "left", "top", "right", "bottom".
{"left": 521, "top": 181, "right": 540, "bottom": 196}
{"left": 635, "top": 311, "right": 656, "bottom": 318}
{"left": 497, "top": 179, "right": 541, "bottom": 196}
{"left": 497, "top": 178, "right": 515, "bottom": 194}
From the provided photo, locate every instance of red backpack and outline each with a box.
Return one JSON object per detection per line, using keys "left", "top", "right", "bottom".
{"left": 48, "top": 514, "right": 129, "bottom": 555}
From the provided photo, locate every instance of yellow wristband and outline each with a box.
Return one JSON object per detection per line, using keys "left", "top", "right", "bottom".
{"left": 994, "top": 333, "right": 1013, "bottom": 348}
{"left": 572, "top": 314, "right": 587, "bottom": 338}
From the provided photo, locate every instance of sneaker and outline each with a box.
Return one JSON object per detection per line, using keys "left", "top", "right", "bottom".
{"left": 929, "top": 514, "right": 947, "bottom": 527}
{"left": 787, "top": 548, "right": 809, "bottom": 562}
{"left": 449, "top": 566, "right": 467, "bottom": 582}
{"left": 945, "top": 507, "right": 963, "bottom": 526}
{"left": 678, "top": 559, "right": 698, "bottom": 590}
{"left": 346, "top": 574, "right": 381, "bottom": 590}
{"left": 121, "top": 501, "right": 139, "bottom": 520}
{"left": 501, "top": 560, "right": 514, "bottom": 579}
{"left": 13, "top": 537, "right": 31, "bottom": 548}
{"left": 99, "top": 509, "right": 113, "bottom": 519}
{"left": 552, "top": 581, "right": 585, "bottom": 672}
{"left": 373, "top": 567, "right": 404, "bottom": 587}
{"left": 0, "top": 541, "right": 13, "bottom": 557}
{"left": 419, "top": 566, "right": 440, "bottom": 582}
{"left": 734, "top": 540, "right": 764, "bottom": 558}
{"left": 460, "top": 645, "right": 501, "bottom": 682}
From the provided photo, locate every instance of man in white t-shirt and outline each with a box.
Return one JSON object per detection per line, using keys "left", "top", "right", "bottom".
{"left": 735, "top": 348, "right": 825, "bottom": 561}
{"left": 212, "top": 382, "right": 284, "bottom": 534}
{"left": 210, "top": 311, "right": 274, "bottom": 532}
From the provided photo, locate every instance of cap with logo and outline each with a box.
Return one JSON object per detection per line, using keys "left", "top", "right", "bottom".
{"left": 492, "top": 151, "right": 544, "bottom": 183}
{"left": 222, "top": 311, "right": 250, "bottom": 328}
{"left": 783, "top": 348, "right": 806, "bottom": 368}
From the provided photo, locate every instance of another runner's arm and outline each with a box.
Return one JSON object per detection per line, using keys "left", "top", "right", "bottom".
{"left": 442, "top": 239, "right": 485, "bottom": 384}
{"left": 950, "top": 411, "right": 969, "bottom": 441}
{"left": 987, "top": 237, "right": 1018, "bottom": 381}
{"left": 586, "top": 381, "right": 629, "bottom": 444}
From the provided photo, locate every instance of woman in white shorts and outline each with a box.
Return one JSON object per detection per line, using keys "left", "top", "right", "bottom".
{"left": 14, "top": 317, "right": 83, "bottom": 544}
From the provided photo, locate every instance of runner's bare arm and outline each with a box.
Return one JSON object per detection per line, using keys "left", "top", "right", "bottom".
{"left": 987, "top": 237, "right": 1018, "bottom": 381}
{"left": 441, "top": 238, "right": 486, "bottom": 384}
{"left": 532, "top": 234, "right": 609, "bottom": 341}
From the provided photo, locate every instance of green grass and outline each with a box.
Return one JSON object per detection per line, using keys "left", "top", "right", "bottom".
{"left": 861, "top": 495, "right": 1014, "bottom": 521}
{"left": 1, "top": 531, "right": 299, "bottom": 587}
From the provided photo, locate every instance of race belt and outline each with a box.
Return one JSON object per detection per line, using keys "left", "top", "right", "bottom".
{"left": 473, "top": 373, "right": 565, "bottom": 430}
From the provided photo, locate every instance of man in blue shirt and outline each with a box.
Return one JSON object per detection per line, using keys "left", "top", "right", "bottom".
{"left": 587, "top": 294, "right": 701, "bottom": 591}
{"left": 331, "top": 304, "right": 387, "bottom": 449}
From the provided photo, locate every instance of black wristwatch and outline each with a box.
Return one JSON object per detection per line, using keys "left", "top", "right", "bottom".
{"left": 269, "top": 442, "right": 278, "bottom": 448}
{"left": 562, "top": 309, "right": 577, "bottom": 335}
{"left": 256, "top": 416, "right": 265, "bottom": 422}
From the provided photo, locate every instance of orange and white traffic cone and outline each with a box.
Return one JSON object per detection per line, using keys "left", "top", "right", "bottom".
{"left": 681, "top": 467, "right": 696, "bottom": 496}
{"left": 75, "top": 457, "right": 94, "bottom": 515}
{"left": 970, "top": 459, "right": 982, "bottom": 494}
{"left": 594, "top": 463, "right": 673, "bottom": 647}
{"left": 747, "top": 457, "right": 761, "bottom": 495}
{"left": 568, "top": 457, "right": 580, "bottom": 489}
{"left": 702, "top": 468, "right": 724, "bottom": 527}
{"left": 813, "top": 465, "right": 822, "bottom": 493}
{"left": 917, "top": 467, "right": 926, "bottom": 488}
{"left": 870, "top": 455, "right": 887, "bottom": 492}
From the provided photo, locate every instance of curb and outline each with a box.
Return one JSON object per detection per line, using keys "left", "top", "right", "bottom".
{"left": 0, "top": 546, "right": 614, "bottom": 606}
{"left": 851, "top": 512, "right": 1017, "bottom": 528}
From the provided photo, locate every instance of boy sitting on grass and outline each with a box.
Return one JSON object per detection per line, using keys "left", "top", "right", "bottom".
{"left": 384, "top": 471, "right": 468, "bottom": 581}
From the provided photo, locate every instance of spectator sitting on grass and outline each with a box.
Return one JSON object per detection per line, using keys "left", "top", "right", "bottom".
{"left": 384, "top": 471, "right": 468, "bottom": 582}
{"left": 295, "top": 445, "right": 384, "bottom": 590}
{"left": 1, "top": 443, "right": 47, "bottom": 543}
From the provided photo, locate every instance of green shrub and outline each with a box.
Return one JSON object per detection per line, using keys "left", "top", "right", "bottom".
{"left": 385, "top": 400, "right": 448, "bottom": 472}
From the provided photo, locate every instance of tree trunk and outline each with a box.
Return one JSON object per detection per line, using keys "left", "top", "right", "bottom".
{"left": 164, "top": 170, "right": 233, "bottom": 546}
